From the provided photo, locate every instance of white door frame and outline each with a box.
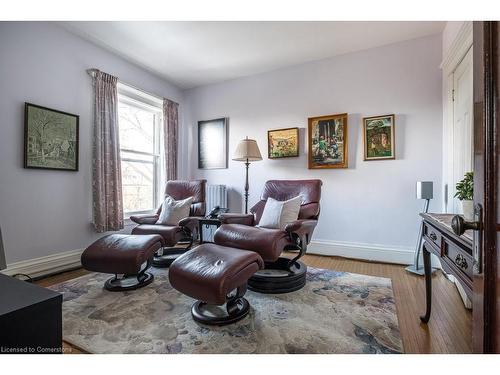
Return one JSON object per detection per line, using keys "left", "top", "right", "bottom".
{"left": 441, "top": 21, "right": 473, "bottom": 213}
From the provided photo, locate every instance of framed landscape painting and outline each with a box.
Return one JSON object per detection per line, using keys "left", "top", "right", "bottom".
{"left": 308, "top": 113, "right": 348, "bottom": 169}
{"left": 363, "top": 114, "right": 395, "bottom": 161}
{"left": 198, "top": 117, "right": 228, "bottom": 169}
{"left": 24, "top": 103, "right": 79, "bottom": 171}
{"left": 268, "top": 127, "right": 299, "bottom": 158}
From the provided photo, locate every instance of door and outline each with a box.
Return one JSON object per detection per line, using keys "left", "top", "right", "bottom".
{"left": 472, "top": 21, "right": 499, "bottom": 354}
{"left": 452, "top": 47, "right": 474, "bottom": 213}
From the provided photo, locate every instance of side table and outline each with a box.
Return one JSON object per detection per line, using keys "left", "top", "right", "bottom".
{"left": 198, "top": 218, "right": 221, "bottom": 243}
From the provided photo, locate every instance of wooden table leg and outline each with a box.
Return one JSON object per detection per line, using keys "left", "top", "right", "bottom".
{"left": 419, "top": 242, "right": 432, "bottom": 323}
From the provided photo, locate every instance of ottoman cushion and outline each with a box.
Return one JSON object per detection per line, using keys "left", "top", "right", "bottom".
{"left": 82, "top": 234, "right": 163, "bottom": 275}
{"left": 169, "top": 244, "right": 264, "bottom": 305}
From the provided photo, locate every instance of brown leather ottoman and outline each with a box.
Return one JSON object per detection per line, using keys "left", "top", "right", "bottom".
{"left": 169, "top": 243, "right": 264, "bottom": 325}
{"left": 81, "top": 234, "right": 164, "bottom": 291}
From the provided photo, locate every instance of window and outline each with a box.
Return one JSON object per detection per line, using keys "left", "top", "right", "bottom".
{"left": 118, "top": 84, "right": 162, "bottom": 216}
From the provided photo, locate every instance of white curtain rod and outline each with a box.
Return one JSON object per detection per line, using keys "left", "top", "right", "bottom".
{"left": 86, "top": 68, "right": 168, "bottom": 104}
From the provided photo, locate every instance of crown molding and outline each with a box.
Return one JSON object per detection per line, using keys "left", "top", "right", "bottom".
{"left": 440, "top": 22, "right": 473, "bottom": 74}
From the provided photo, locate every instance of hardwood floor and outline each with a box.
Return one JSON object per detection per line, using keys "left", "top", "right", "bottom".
{"left": 36, "top": 254, "right": 472, "bottom": 354}
{"left": 300, "top": 253, "right": 472, "bottom": 354}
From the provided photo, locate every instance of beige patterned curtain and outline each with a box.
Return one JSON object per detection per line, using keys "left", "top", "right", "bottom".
{"left": 163, "top": 98, "right": 179, "bottom": 180}
{"left": 91, "top": 70, "right": 124, "bottom": 232}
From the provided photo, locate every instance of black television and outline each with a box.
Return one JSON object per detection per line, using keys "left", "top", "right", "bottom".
{"left": 0, "top": 226, "right": 6, "bottom": 271}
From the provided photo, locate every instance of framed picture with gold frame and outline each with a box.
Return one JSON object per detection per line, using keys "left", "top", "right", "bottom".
{"left": 363, "top": 114, "right": 395, "bottom": 161}
{"left": 267, "top": 127, "right": 299, "bottom": 159}
{"left": 308, "top": 113, "right": 348, "bottom": 169}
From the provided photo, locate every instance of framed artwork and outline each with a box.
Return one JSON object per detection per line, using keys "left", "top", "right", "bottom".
{"left": 24, "top": 102, "right": 79, "bottom": 171}
{"left": 267, "top": 127, "right": 299, "bottom": 158}
{"left": 363, "top": 114, "right": 395, "bottom": 161}
{"left": 198, "top": 117, "right": 228, "bottom": 169}
{"left": 308, "top": 113, "right": 348, "bottom": 169}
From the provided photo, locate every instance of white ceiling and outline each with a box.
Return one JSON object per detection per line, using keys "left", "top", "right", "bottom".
{"left": 60, "top": 21, "right": 445, "bottom": 89}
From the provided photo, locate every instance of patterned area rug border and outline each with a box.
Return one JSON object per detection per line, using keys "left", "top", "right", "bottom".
{"left": 50, "top": 266, "right": 404, "bottom": 354}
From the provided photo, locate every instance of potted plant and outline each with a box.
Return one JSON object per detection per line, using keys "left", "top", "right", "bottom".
{"left": 454, "top": 172, "right": 474, "bottom": 220}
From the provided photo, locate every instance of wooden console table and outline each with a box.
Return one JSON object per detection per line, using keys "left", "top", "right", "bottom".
{"left": 419, "top": 213, "right": 473, "bottom": 323}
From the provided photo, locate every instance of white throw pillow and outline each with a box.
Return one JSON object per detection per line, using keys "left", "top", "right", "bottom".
{"left": 258, "top": 195, "right": 302, "bottom": 230}
{"left": 155, "top": 195, "right": 193, "bottom": 226}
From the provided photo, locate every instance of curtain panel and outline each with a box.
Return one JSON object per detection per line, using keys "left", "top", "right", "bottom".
{"left": 91, "top": 70, "right": 124, "bottom": 232}
{"left": 163, "top": 98, "right": 179, "bottom": 181}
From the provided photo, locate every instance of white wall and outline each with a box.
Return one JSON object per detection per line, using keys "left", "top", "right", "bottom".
{"left": 0, "top": 22, "right": 183, "bottom": 264}
{"left": 183, "top": 34, "right": 443, "bottom": 261}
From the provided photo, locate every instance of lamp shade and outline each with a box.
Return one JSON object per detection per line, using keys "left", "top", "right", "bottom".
{"left": 416, "top": 181, "right": 433, "bottom": 200}
{"left": 232, "top": 137, "right": 262, "bottom": 162}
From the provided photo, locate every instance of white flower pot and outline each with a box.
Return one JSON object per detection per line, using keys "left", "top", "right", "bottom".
{"left": 461, "top": 200, "right": 474, "bottom": 221}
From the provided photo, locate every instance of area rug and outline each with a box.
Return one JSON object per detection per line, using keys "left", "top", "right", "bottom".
{"left": 49, "top": 267, "right": 403, "bottom": 354}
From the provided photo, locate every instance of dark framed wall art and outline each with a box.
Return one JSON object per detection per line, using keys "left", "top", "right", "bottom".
{"left": 363, "top": 114, "right": 395, "bottom": 161}
{"left": 24, "top": 102, "right": 79, "bottom": 171}
{"left": 267, "top": 127, "right": 299, "bottom": 158}
{"left": 198, "top": 117, "right": 228, "bottom": 169}
{"left": 308, "top": 113, "right": 348, "bottom": 169}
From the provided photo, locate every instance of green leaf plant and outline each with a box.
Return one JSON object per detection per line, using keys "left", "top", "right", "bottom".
{"left": 454, "top": 172, "right": 474, "bottom": 201}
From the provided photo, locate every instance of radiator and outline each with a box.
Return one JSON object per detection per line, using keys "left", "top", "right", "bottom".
{"left": 206, "top": 184, "right": 227, "bottom": 214}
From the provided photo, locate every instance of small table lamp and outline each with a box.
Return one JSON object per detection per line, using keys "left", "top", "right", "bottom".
{"left": 232, "top": 137, "right": 262, "bottom": 213}
{"left": 406, "top": 181, "right": 435, "bottom": 275}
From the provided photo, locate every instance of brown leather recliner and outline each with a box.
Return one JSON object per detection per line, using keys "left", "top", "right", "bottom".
{"left": 130, "top": 179, "right": 206, "bottom": 267}
{"left": 214, "top": 179, "right": 322, "bottom": 293}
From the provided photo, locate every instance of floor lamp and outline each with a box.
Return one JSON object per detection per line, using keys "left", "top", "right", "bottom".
{"left": 406, "top": 181, "right": 436, "bottom": 276}
{"left": 232, "top": 137, "right": 262, "bottom": 214}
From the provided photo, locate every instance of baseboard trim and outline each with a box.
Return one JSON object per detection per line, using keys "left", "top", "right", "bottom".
{"left": 2, "top": 248, "right": 84, "bottom": 279}
{"left": 308, "top": 240, "right": 415, "bottom": 265}
{"left": 445, "top": 274, "right": 472, "bottom": 309}
{"left": 0, "top": 240, "right": 430, "bottom": 278}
